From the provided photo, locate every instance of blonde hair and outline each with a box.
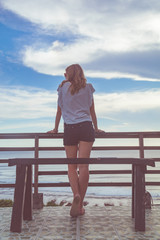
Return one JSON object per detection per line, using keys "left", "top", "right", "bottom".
{"left": 66, "top": 64, "right": 86, "bottom": 95}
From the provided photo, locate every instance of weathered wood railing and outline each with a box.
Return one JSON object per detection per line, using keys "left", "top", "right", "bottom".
{"left": 0, "top": 132, "right": 160, "bottom": 232}
{"left": 8, "top": 157, "right": 155, "bottom": 232}
{"left": 0, "top": 131, "right": 160, "bottom": 191}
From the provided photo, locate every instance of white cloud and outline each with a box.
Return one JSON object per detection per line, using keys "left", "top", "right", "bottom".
{"left": 94, "top": 89, "right": 160, "bottom": 116}
{"left": 1, "top": 0, "right": 160, "bottom": 81}
{"left": 1, "top": 0, "right": 160, "bottom": 50}
{"left": 0, "top": 86, "right": 57, "bottom": 119}
{"left": 0, "top": 84, "right": 160, "bottom": 132}
{"left": 22, "top": 38, "right": 101, "bottom": 75}
{"left": 86, "top": 71, "right": 160, "bottom": 82}
{"left": 0, "top": 121, "right": 50, "bottom": 131}
{"left": 1, "top": 86, "right": 160, "bottom": 118}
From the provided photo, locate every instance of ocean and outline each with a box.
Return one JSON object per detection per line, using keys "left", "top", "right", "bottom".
{"left": 0, "top": 150, "right": 160, "bottom": 205}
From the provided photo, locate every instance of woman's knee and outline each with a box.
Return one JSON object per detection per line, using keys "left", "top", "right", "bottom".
{"left": 79, "top": 164, "right": 89, "bottom": 172}
{"left": 68, "top": 164, "right": 77, "bottom": 172}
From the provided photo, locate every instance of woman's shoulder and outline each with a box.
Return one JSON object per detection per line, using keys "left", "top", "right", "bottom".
{"left": 86, "top": 83, "right": 95, "bottom": 92}
{"left": 57, "top": 81, "right": 70, "bottom": 91}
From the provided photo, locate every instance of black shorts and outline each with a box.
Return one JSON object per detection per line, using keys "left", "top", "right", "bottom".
{"left": 64, "top": 121, "right": 95, "bottom": 146}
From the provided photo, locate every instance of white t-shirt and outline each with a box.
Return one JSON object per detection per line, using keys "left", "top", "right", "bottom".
{"left": 57, "top": 82, "right": 95, "bottom": 124}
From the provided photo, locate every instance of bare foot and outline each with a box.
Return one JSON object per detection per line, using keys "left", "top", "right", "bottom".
{"left": 70, "top": 194, "right": 80, "bottom": 217}
{"left": 79, "top": 208, "right": 85, "bottom": 216}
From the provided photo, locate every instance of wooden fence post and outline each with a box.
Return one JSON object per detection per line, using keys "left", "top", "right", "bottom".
{"left": 10, "top": 165, "right": 27, "bottom": 232}
{"left": 33, "top": 135, "right": 43, "bottom": 209}
{"left": 134, "top": 165, "right": 145, "bottom": 231}
{"left": 23, "top": 165, "right": 32, "bottom": 220}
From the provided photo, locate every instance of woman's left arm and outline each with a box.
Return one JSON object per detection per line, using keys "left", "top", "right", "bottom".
{"left": 90, "top": 99, "right": 104, "bottom": 133}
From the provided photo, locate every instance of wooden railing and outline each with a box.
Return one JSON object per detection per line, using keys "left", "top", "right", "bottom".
{"left": 0, "top": 131, "right": 160, "bottom": 193}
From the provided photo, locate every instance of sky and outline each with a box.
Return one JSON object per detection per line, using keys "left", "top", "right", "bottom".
{"left": 0, "top": 0, "right": 160, "bottom": 134}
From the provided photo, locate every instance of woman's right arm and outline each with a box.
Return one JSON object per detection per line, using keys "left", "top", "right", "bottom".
{"left": 47, "top": 105, "right": 62, "bottom": 133}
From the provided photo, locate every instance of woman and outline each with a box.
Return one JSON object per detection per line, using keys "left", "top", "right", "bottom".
{"left": 48, "top": 64, "right": 103, "bottom": 217}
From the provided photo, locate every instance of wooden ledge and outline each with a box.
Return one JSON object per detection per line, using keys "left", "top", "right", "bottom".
{"left": 8, "top": 157, "right": 155, "bottom": 167}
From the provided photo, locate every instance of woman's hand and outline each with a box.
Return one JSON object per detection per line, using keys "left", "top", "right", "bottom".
{"left": 47, "top": 128, "right": 58, "bottom": 134}
{"left": 95, "top": 129, "right": 105, "bottom": 133}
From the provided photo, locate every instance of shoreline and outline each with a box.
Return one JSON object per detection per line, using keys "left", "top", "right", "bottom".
{"left": 1, "top": 193, "right": 160, "bottom": 207}
{"left": 44, "top": 194, "right": 160, "bottom": 207}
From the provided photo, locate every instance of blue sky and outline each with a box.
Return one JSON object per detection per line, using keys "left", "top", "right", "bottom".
{"left": 0, "top": 0, "right": 160, "bottom": 133}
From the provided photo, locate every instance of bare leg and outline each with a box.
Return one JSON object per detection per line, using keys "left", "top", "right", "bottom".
{"left": 78, "top": 141, "right": 93, "bottom": 214}
{"left": 65, "top": 145, "right": 79, "bottom": 196}
{"left": 65, "top": 145, "right": 80, "bottom": 217}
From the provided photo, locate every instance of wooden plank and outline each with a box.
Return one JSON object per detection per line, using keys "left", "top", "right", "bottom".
{"left": 0, "top": 133, "right": 37, "bottom": 139}
{"left": 145, "top": 170, "right": 160, "bottom": 174}
{"left": 143, "top": 146, "right": 160, "bottom": 150}
{"left": 0, "top": 184, "right": 15, "bottom": 188}
{"left": 132, "top": 165, "right": 135, "bottom": 218}
{"left": 151, "top": 158, "right": 160, "bottom": 162}
{"left": 1, "top": 181, "right": 160, "bottom": 189}
{"left": 10, "top": 165, "right": 27, "bottom": 233}
{"left": 37, "top": 182, "right": 131, "bottom": 187}
{"left": 1, "top": 131, "right": 160, "bottom": 139}
{"left": 0, "top": 147, "right": 35, "bottom": 151}
{"left": 2, "top": 145, "right": 160, "bottom": 152}
{"left": 38, "top": 146, "right": 160, "bottom": 151}
{"left": 8, "top": 157, "right": 155, "bottom": 167}
{"left": 38, "top": 170, "right": 132, "bottom": 175}
{"left": 34, "top": 136, "right": 39, "bottom": 194}
{"left": 0, "top": 159, "right": 9, "bottom": 163}
{"left": 38, "top": 147, "right": 64, "bottom": 151}
{"left": 145, "top": 182, "right": 160, "bottom": 186}
{"left": 134, "top": 165, "right": 145, "bottom": 231}
{"left": 93, "top": 146, "right": 139, "bottom": 150}
{"left": 38, "top": 146, "right": 140, "bottom": 151}
{"left": 23, "top": 165, "right": 32, "bottom": 221}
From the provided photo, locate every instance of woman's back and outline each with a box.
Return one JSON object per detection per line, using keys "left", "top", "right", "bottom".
{"left": 58, "top": 82, "right": 95, "bottom": 124}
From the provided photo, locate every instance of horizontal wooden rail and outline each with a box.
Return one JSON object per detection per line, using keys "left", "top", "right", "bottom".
{"left": 0, "top": 159, "right": 9, "bottom": 163}
{"left": 0, "top": 184, "right": 15, "bottom": 188}
{"left": 1, "top": 158, "right": 160, "bottom": 164}
{"left": 8, "top": 157, "right": 155, "bottom": 167}
{"left": 1, "top": 146, "right": 160, "bottom": 152}
{"left": 1, "top": 181, "right": 160, "bottom": 189}
{"left": 38, "top": 170, "right": 132, "bottom": 175}
{"left": 37, "top": 181, "right": 160, "bottom": 188}
{"left": 38, "top": 169, "right": 160, "bottom": 175}
{"left": 1, "top": 131, "right": 160, "bottom": 139}
{"left": 0, "top": 147, "right": 35, "bottom": 151}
